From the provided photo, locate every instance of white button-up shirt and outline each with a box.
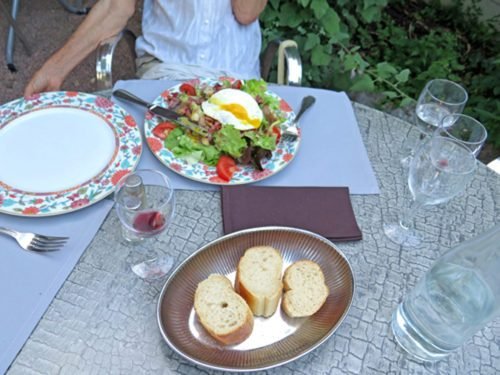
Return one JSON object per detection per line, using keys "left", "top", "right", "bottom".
{"left": 135, "top": 0, "right": 262, "bottom": 79}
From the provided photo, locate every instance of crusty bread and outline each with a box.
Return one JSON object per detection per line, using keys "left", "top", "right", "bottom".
{"left": 235, "top": 246, "right": 283, "bottom": 317}
{"left": 282, "top": 260, "right": 329, "bottom": 318}
{"left": 194, "top": 274, "right": 254, "bottom": 345}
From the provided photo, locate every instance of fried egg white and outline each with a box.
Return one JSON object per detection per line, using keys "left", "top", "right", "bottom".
{"left": 201, "top": 88, "right": 263, "bottom": 131}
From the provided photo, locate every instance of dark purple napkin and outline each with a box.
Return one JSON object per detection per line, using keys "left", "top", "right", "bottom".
{"left": 221, "top": 186, "right": 362, "bottom": 242}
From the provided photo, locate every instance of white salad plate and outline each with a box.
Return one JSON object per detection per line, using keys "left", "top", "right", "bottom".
{"left": 0, "top": 91, "right": 142, "bottom": 216}
{"left": 143, "top": 77, "right": 300, "bottom": 185}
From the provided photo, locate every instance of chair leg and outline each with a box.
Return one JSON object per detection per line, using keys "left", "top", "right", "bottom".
{"left": 5, "top": 0, "right": 20, "bottom": 72}
{"left": 96, "top": 29, "right": 137, "bottom": 91}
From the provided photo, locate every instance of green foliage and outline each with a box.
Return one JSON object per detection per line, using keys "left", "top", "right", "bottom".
{"left": 260, "top": 0, "right": 500, "bottom": 149}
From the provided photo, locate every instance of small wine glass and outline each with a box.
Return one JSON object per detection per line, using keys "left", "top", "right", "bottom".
{"left": 385, "top": 136, "right": 476, "bottom": 247}
{"left": 433, "top": 113, "right": 488, "bottom": 157}
{"left": 114, "top": 169, "right": 175, "bottom": 279}
{"left": 401, "top": 79, "right": 468, "bottom": 167}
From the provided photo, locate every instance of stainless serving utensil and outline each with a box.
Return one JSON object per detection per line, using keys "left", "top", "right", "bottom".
{"left": 0, "top": 227, "right": 68, "bottom": 252}
{"left": 113, "top": 89, "right": 209, "bottom": 137}
{"left": 281, "top": 95, "right": 316, "bottom": 142}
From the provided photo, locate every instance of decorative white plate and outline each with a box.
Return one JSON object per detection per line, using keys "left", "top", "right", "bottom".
{"left": 0, "top": 91, "right": 142, "bottom": 216}
{"left": 157, "top": 226, "right": 355, "bottom": 372}
{"left": 144, "top": 77, "right": 300, "bottom": 185}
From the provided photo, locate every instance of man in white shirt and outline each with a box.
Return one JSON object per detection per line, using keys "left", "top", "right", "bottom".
{"left": 24, "top": 0, "right": 267, "bottom": 97}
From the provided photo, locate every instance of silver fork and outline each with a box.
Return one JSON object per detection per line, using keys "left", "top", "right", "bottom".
{"left": 281, "top": 95, "right": 316, "bottom": 142}
{"left": 0, "top": 227, "right": 68, "bottom": 252}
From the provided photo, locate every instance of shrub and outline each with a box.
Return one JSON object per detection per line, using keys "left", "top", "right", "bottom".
{"left": 261, "top": 0, "right": 500, "bottom": 149}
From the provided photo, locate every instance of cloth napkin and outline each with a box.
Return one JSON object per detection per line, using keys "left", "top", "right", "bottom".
{"left": 221, "top": 186, "right": 362, "bottom": 241}
{"left": 0, "top": 199, "right": 114, "bottom": 375}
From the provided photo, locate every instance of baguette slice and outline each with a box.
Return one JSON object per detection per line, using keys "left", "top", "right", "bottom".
{"left": 235, "top": 246, "right": 283, "bottom": 317}
{"left": 194, "top": 274, "right": 254, "bottom": 345}
{"left": 282, "top": 260, "right": 329, "bottom": 318}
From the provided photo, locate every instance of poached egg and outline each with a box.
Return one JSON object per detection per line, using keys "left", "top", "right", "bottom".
{"left": 201, "top": 88, "right": 263, "bottom": 131}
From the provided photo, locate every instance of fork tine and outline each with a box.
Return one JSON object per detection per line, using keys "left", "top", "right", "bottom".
{"left": 32, "top": 236, "right": 68, "bottom": 244}
{"left": 27, "top": 243, "right": 63, "bottom": 252}
{"left": 32, "top": 238, "right": 68, "bottom": 247}
{"left": 33, "top": 234, "right": 69, "bottom": 241}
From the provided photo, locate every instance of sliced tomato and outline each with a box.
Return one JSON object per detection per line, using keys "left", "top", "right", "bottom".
{"left": 152, "top": 121, "right": 177, "bottom": 140}
{"left": 231, "top": 80, "right": 243, "bottom": 90}
{"left": 179, "top": 83, "right": 196, "bottom": 96}
{"left": 216, "top": 155, "right": 237, "bottom": 182}
{"left": 271, "top": 126, "right": 281, "bottom": 144}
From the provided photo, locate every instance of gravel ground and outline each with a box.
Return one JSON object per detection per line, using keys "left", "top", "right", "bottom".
{"left": 0, "top": 0, "right": 141, "bottom": 104}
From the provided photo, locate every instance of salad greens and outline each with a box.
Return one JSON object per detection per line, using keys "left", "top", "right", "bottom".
{"left": 162, "top": 79, "right": 285, "bottom": 168}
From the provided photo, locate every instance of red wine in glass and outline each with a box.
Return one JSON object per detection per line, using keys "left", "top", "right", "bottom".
{"left": 132, "top": 210, "right": 166, "bottom": 235}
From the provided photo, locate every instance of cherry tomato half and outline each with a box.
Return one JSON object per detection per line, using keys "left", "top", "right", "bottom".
{"left": 216, "top": 155, "right": 237, "bottom": 182}
{"left": 152, "top": 121, "right": 177, "bottom": 140}
{"left": 179, "top": 83, "right": 196, "bottom": 96}
{"left": 231, "top": 80, "right": 243, "bottom": 90}
{"left": 271, "top": 126, "right": 281, "bottom": 144}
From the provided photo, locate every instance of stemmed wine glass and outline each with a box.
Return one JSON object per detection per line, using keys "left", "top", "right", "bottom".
{"left": 385, "top": 136, "right": 476, "bottom": 247}
{"left": 114, "top": 169, "right": 175, "bottom": 279}
{"left": 433, "top": 113, "right": 487, "bottom": 156}
{"left": 401, "top": 79, "right": 468, "bottom": 167}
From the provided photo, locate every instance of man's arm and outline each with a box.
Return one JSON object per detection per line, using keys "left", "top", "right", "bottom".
{"left": 231, "top": 0, "right": 267, "bottom": 25}
{"left": 24, "top": 0, "right": 136, "bottom": 97}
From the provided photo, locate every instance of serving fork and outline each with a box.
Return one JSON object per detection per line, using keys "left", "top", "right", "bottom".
{"left": 0, "top": 227, "right": 68, "bottom": 252}
{"left": 281, "top": 95, "right": 316, "bottom": 142}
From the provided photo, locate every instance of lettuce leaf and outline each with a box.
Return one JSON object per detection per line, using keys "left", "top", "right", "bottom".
{"left": 213, "top": 125, "right": 248, "bottom": 158}
{"left": 165, "top": 128, "right": 220, "bottom": 165}
{"left": 244, "top": 131, "right": 276, "bottom": 151}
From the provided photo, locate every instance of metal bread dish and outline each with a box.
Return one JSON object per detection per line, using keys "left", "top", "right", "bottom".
{"left": 157, "top": 226, "right": 355, "bottom": 372}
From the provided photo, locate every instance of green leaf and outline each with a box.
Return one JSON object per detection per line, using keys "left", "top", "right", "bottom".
{"left": 383, "top": 91, "right": 398, "bottom": 99}
{"left": 376, "top": 62, "right": 398, "bottom": 79}
{"left": 395, "top": 69, "right": 410, "bottom": 83}
{"left": 361, "top": 6, "right": 381, "bottom": 23}
{"left": 310, "top": 0, "right": 329, "bottom": 19}
{"left": 400, "top": 97, "right": 414, "bottom": 107}
{"left": 343, "top": 54, "right": 357, "bottom": 71}
{"left": 298, "top": 0, "right": 311, "bottom": 7}
{"left": 320, "top": 8, "right": 341, "bottom": 37}
{"left": 269, "top": 0, "right": 280, "bottom": 10}
{"left": 311, "top": 45, "right": 332, "bottom": 66}
{"left": 278, "top": 3, "right": 303, "bottom": 28}
{"left": 304, "top": 33, "right": 320, "bottom": 51}
{"left": 349, "top": 74, "right": 375, "bottom": 92}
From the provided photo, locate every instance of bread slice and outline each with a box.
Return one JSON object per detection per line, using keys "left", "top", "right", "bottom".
{"left": 194, "top": 274, "right": 254, "bottom": 345}
{"left": 282, "top": 260, "right": 329, "bottom": 318}
{"left": 235, "top": 246, "right": 283, "bottom": 317}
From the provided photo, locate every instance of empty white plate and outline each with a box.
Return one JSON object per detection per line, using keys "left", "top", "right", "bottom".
{"left": 0, "top": 92, "right": 142, "bottom": 216}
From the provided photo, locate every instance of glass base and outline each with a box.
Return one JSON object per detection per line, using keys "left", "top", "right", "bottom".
{"left": 130, "top": 256, "right": 174, "bottom": 280}
{"left": 383, "top": 222, "right": 421, "bottom": 247}
{"left": 391, "top": 304, "right": 452, "bottom": 362}
{"left": 125, "top": 243, "right": 174, "bottom": 280}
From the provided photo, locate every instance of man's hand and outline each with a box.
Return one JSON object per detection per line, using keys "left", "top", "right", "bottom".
{"left": 23, "top": 0, "right": 136, "bottom": 97}
{"left": 24, "top": 65, "right": 64, "bottom": 97}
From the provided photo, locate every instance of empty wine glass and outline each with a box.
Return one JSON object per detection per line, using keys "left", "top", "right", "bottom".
{"left": 385, "top": 136, "right": 476, "bottom": 247}
{"left": 433, "top": 113, "right": 488, "bottom": 156}
{"left": 114, "top": 169, "right": 175, "bottom": 279}
{"left": 401, "top": 79, "right": 468, "bottom": 167}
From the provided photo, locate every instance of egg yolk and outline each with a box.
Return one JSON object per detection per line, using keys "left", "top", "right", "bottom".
{"left": 219, "top": 103, "right": 261, "bottom": 128}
